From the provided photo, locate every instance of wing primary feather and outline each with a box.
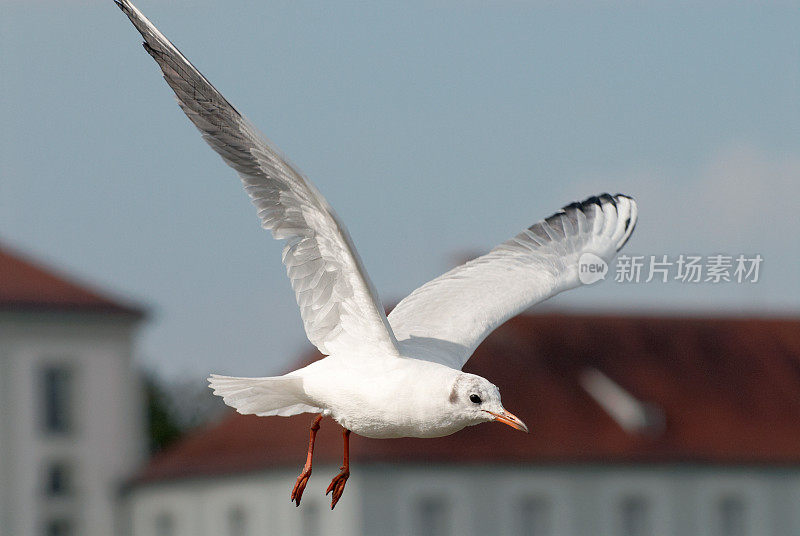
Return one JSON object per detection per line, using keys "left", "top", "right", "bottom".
{"left": 389, "top": 193, "right": 638, "bottom": 369}
{"left": 113, "top": 0, "right": 399, "bottom": 358}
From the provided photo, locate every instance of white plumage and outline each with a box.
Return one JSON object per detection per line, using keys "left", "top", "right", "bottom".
{"left": 113, "top": 0, "right": 638, "bottom": 508}
{"left": 388, "top": 194, "right": 637, "bottom": 369}
{"left": 207, "top": 193, "right": 636, "bottom": 434}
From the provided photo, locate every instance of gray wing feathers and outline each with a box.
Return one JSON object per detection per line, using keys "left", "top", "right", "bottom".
{"left": 114, "top": 0, "right": 398, "bottom": 357}
{"left": 388, "top": 194, "right": 637, "bottom": 369}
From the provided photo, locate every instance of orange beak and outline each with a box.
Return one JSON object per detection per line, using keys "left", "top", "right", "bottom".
{"left": 487, "top": 409, "right": 529, "bottom": 433}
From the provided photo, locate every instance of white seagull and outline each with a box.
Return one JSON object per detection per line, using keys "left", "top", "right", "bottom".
{"left": 113, "top": 0, "right": 638, "bottom": 509}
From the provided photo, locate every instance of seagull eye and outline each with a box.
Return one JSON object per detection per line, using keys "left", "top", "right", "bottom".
{"left": 469, "top": 394, "right": 482, "bottom": 404}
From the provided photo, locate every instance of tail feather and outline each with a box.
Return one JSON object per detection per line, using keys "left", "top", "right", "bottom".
{"left": 208, "top": 374, "right": 321, "bottom": 417}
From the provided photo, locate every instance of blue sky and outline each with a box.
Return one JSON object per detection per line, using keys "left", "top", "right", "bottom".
{"left": 2, "top": 1, "right": 798, "bottom": 380}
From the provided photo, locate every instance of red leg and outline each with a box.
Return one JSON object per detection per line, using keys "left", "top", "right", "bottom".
{"left": 326, "top": 427, "right": 351, "bottom": 509}
{"left": 290, "top": 414, "right": 323, "bottom": 507}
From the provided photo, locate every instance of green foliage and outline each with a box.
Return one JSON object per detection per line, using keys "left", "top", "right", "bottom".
{"left": 143, "top": 373, "right": 183, "bottom": 455}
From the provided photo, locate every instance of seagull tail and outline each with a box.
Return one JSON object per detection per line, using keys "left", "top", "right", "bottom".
{"left": 208, "top": 374, "right": 322, "bottom": 417}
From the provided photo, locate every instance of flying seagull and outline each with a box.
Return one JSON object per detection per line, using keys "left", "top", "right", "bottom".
{"left": 113, "top": 0, "right": 637, "bottom": 510}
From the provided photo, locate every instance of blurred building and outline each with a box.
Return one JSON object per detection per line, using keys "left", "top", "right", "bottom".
{"left": 126, "top": 314, "right": 800, "bottom": 536}
{"left": 0, "top": 245, "right": 145, "bottom": 536}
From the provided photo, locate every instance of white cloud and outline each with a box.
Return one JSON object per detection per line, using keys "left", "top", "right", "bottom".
{"left": 694, "top": 144, "right": 800, "bottom": 245}
{"left": 557, "top": 142, "right": 800, "bottom": 312}
{"left": 570, "top": 143, "right": 800, "bottom": 255}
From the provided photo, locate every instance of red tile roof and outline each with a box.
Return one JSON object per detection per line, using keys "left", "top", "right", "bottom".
{"left": 136, "top": 313, "right": 800, "bottom": 484}
{"left": 0, "top": 243, "right": 144, "bottom": 317}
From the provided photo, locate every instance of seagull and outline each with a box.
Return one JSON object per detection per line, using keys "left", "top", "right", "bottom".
{"left": 113, "top": 0, "right": 638, "bottom": 510}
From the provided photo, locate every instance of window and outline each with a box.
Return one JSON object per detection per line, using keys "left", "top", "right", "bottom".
{"left": 301, "top": 500, "right": 320, "bottom": 536}
{"left": 154, "top": 512, "right": 174, "bottom": 536}
{"left": 619, "top": 495, "right": 650, "bottom": 536}
{"left": 416, "top": 496, "right": 450, "bottom": 536}
{"left": 227, "top": 506, "right": 247, "bottom": 536}
{"left": 44, "top": 461, "right": 73, "bottom": 497}
{"left": 44, "top": 518, "right": 73, "bottom": 536}
{"left": 41, "top": 365, "right": 73, "bottom": 434}
{"left": 718, "top": 495, "right": 747, "bottom": 536}
{"left": 515, "top": 495, "right": 551, "bottom": 536}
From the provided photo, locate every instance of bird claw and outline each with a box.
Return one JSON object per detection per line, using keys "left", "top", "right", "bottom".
{"left": 290, "top": 466, "right": 312, "bottom": 507}
{"left": 325, "top": 467, "right": 350, "bottom": 509}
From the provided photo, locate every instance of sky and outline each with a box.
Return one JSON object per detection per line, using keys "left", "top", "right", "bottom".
{"left": 2, "top": 1, "right": 798, "bottom": 381}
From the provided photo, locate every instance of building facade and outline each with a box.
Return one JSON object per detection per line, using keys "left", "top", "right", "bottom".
{"left": 129, "top": 464, "right": 800, "bottom": 536}
{"left": 127, "top": 314, "right": 800, "bottom": 536}
{"left": 0, "top": 245, "right": 145, "bottom": 536}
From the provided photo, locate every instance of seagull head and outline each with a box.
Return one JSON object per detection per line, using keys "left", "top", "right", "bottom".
{"left": 448, "top": 373, "right": 528, "bottom": 433}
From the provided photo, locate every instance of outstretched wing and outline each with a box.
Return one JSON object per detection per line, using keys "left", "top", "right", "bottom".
{"left": 388, "top": 194, "right": 637, "bottom": 369}
{"left": 114, "top": 0, "right": 398, "bottom": 357}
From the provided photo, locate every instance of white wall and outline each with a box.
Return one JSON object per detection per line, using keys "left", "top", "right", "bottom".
{"left": 0, "top": 313, "right": 143, "bottom": 536}
{"left": 130, "top": 466, "right": 361, "bottom": 536}
{"left": 361, "top": 465, "right": 798, "bottom": 536}
{"left": 129, "top": 464, "right": 800, "bottom": 536}
{"left": 0, "top": 346, "right": 9, "bottom": 536}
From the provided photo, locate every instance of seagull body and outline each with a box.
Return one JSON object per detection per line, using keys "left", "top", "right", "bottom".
{"left": 113, "top": 0, "right": 638, "bottom": 509}
{"left": 281, "top": 351, "right": 520, "bottom": 439}
{"left": 291, "top": 355, "right": 471, "bottom": 439}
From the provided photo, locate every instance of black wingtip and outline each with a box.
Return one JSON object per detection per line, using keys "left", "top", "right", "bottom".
{"left": 113, "top": 0, "right": 135, "bottom": 21}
